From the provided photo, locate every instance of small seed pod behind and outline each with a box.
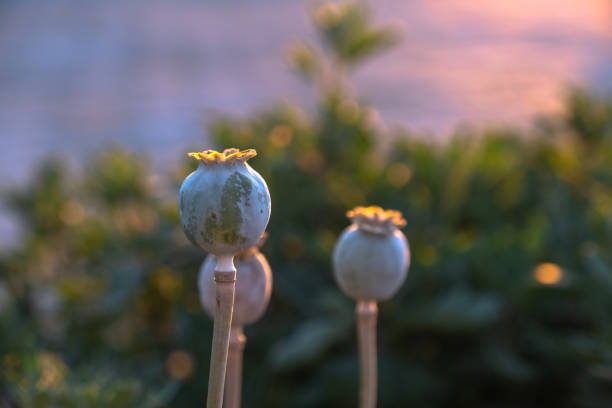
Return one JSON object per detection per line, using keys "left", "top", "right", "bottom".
{"left": 179, "top": 148, "right": 271, "bottom": 255}
{"left": 199, "top": 240, "right": 272, "bottom": 326}
{"left": 332, "top": 206, "right": 410, "bottom": 301}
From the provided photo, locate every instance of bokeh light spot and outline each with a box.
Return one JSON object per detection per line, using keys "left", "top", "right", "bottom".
{"left": 153, "top": 267, "right": 182, "bottom": 300}
{"left": 36, "top": 352, "right": 67, "bottom": 390}
{"left": 418, "top": 245, "right": 438, "bottom": 266}
{"left": 268, "top": 125, "right": 293, "bottom": 148}
{"left": 59, "top": 200, "right": 85, "bottom": 226}
{"left": 296, "top": 150, "right": 324, "bottom": 175}
{"left": 113, "top": 203, "right": 157, "bottom": 236}
{"left": 166, "top": 350, "right": 194, "bottom": 380}
{"left": 387, "top": 162, "right": 412, "bottom": 187}
{"left": 282, "top": 233, "right": 305, "bottom": 259}
{"left": 533, "top": 262, "right": 563, "bottom": 285}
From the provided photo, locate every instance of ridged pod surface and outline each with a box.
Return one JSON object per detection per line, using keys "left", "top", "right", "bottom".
{"left": 199, "top": 242, "right": 272, "bottom": 326}
{"left": 333, "top": 206, "right": 410, "bottom": 301}
{"left": 179, "top": 148, "right": 271, "bottom": 255}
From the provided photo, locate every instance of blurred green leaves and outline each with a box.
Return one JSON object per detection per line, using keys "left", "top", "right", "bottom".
{"left": 401, "top": 287, "right": 504, "bottom": 332}
{"left": 312, "top": 2, "right": 400, "bottom": 66}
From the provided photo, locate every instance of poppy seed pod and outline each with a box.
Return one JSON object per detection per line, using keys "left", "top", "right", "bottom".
{"left": 332, "top": 206, "right": 410, "bottom": 301}
{"left": 199, "top": 237, "right": 272, "bottom": 326}
{"left": 179, "top": 148, "right": 271, "bottom": 255}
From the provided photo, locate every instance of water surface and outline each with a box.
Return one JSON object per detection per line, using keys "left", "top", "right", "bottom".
{"left": 0, "top": 0, "right": 610, "bottom": 242}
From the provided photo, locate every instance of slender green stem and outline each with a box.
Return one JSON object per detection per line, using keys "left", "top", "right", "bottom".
{"left": 357, "top": 300, "right": 378, "bottom": 408}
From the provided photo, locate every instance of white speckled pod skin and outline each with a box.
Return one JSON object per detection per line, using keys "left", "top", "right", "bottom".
{"left": 178, "top": 149, "right": 271, "bottom": 255}
{"left": 199, "top": 247, "right": 272, "bottom": 326}
{"left": 332, "top": 206, "right": 410, "bottom": 302}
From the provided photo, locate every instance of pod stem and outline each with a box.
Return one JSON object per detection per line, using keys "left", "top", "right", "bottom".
{"left": 224, "top": 325, "right": 246, "bottom": 408}
{"left": 356, "top": 300, "right": 378, "bottom": 408}
{"left": 207, "top": 255, "right": 237, "bottom": 408}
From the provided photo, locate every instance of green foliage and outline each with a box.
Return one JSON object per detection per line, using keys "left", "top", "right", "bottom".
{"left": 2, "top": 2, "right": 612, "bottom": 407}
{"left": 312, "top": 2, "right": 400, "bottom": 65}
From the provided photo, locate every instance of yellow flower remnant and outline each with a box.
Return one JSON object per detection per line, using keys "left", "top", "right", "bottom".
{"left": 534, "top": 262, "right": 563, "bottom": 285}
{"left": 347, "top": 206, "right": 406, "bottom": 235}
{"left": 188, "top": 148, "right": 257, "bottom": 164}
{"left": 166, "top": 350, "right": 194, "bottom": 380}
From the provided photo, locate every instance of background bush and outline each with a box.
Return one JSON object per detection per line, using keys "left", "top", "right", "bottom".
{"left": 2, "top": 3, "right": 612, "bottom": 407}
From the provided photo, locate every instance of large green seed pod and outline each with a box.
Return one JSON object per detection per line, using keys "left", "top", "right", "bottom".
{"left": 179, "top": 148, "right": 271, "bottom": 255}
{"left": 332, "top": 206, "right": 410, "bottom": 301}
{"left": 199, "top": 238, "right": 272, "bottom": 326}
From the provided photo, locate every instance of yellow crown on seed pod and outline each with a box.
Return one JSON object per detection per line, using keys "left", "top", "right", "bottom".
{"left": 188, "top": 148, "right": 257, "bottom": 164}
{"left": 347, "top": 206, "right": 406, "bottom": 235}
